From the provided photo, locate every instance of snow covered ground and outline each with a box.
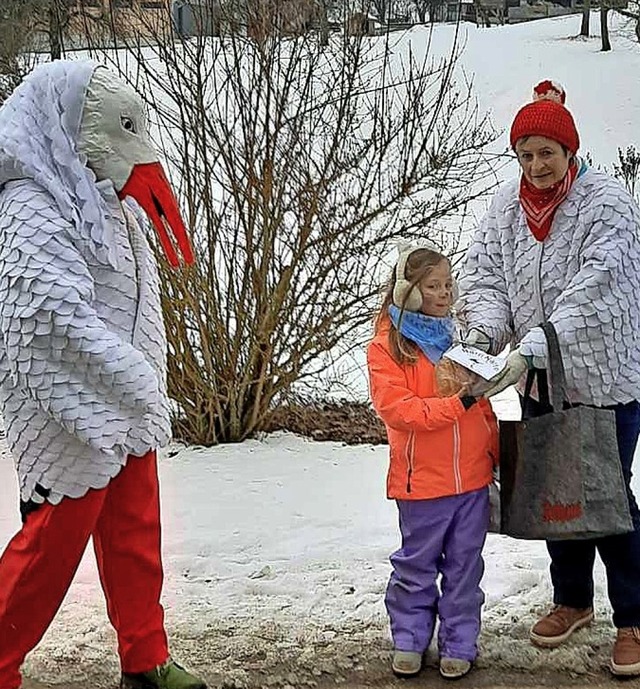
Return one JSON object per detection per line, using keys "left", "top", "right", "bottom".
{"left": 1, "top": 388, "right": 638, "bottom": 686}
{"left": 1, "top": 11, "right": 639, "bottom": 688}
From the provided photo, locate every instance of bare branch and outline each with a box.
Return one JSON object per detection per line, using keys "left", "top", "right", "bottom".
{"left": 92, "top": 4, "right": 501, "bottom": 443}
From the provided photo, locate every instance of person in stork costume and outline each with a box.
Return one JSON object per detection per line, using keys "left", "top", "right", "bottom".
{"left": 458, "top": 80, "right": 640, "bottom": 677}
{"left": 0, "top": 60, "right": 207, "bottom": 689}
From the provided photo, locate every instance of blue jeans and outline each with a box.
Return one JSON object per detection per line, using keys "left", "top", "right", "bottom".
{"left": 523, "top": 395, "right": 640, "bottom": 627}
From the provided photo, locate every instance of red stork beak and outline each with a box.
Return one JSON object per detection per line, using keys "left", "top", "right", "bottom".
{"left": 118, "top": 162, "right": 194, "bottom": 269}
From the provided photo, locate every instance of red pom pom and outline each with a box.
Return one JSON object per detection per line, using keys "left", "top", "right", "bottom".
{"left": 533, "top": 80, "right": 566, "bottom": 105}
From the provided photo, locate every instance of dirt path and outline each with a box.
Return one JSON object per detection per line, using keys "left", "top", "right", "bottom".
{"left": 17, "top": 614, "right": 640, "bottom": 689}
{"left": 327, "top": 670, "right": 640, "bottom": 688}
{"left": 20, "top": 670, "right": 640, "bottom": 689}
{"left": 20, "top": 664, "right": 640, "bottom": 689}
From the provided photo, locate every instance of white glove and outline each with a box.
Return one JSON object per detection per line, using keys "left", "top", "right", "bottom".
{"left": 465, "top": 328, "right": 491, "bottom": 353}
{"left": 483, "top": 350, "right": 530, "bottom": 398}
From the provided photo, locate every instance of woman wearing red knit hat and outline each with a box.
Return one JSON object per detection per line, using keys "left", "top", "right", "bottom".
{"left": 457, "top": 80, "right": 640, "bottom": 677}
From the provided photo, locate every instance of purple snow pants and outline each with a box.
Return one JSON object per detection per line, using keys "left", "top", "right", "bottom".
{"left": 385, "top": 487, "right": 489, "bottom": 661}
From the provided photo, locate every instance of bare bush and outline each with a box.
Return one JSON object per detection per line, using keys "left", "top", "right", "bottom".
{"left": 616, "top": 0, "right": 640, "bottom": 44}
{"left": 98, "top": 7, "right": 500, "bottom": 444}
{"left": 613, "top": 145, "right": 640, "bottom": 202}
{"left": 267, "top": 398, "right": 387, "bottom": 444}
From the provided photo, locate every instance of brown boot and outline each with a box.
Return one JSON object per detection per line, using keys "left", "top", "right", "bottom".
{"left": 529, "top": 605, "right": 594, "bottom": 648}
{"left": 610, "top": 627, "right": 640, "bottom": 677}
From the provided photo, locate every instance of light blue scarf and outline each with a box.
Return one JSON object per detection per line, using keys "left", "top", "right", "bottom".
{"left": 576, "top": 156, "right": 589, "bottom": 179}
{"left": 388, "top": 305, "right": 454, "bottom": 364}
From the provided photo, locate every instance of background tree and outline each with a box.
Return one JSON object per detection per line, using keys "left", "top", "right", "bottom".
{"left": 71, "top": 5, "right": 502, "bottom": 445}
{"left": 580, "top": 0, "right": 591, "bottom": 36}
{"left": 0, "top": 0, "right": 42, "bottom": 103}
{"left": 4, "top": 0, "right": 125, "bottom": 62}
{"left": 472, "top": 0, "right": 492, "bottom": 27}
{"left": 47, "top": 0, "right": 66, "bottom": 59}
{"left": 413, "top": 0, "right": 447, "bottom": 23}
{"left": 601, "top": 1, "right": 611, "bottom": 50}
{"left": 370, "top": 0, "right": 391, "bottom": 21}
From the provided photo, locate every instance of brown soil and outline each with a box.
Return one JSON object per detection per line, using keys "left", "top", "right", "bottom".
{"left": 21, "top": 668, "right": 640, "bottom": 689}
{"left": 266, "top": 400, "right": 387, "bottom": 445}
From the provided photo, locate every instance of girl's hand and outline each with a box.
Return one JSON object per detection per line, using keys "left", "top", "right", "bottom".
{"left": 456, "top": 383, "right": 471, "bottom": 398}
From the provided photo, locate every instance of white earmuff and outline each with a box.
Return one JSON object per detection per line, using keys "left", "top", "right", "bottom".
{"left": 392, "top": 240, "right": 445, "bottom": 312}
{"left": 392, "top": 249, "right": 424, "bottom": 312}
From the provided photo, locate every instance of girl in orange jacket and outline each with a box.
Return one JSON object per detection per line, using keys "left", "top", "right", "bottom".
{"left": 367, "top": 244, "right": 497, "bottom": 681}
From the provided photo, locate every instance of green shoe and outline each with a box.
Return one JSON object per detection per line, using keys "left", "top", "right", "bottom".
{"left": 120, "top": 659, "right": 207, "bottom": 689}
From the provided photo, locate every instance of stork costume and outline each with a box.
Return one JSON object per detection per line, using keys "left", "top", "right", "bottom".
{"left": 0, "top": 61, "right": 205, "bottom": 689}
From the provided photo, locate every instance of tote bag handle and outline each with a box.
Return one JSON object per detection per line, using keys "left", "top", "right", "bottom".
{"left": 522, "top": 322, "right": 567, "bottom": 413}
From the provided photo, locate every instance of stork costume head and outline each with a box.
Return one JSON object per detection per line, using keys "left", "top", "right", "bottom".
{"left": 0, "top": 59, "right": 193, "bottom": 269}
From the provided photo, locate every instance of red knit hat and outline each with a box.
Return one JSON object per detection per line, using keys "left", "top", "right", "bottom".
{"left": 510, "top": 80, "right": 580, "bottom": 154}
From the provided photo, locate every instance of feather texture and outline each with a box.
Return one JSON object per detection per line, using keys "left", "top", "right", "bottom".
{"left": 0, "top": 59, "right": 172, "bottom": 504}
{"left": 458, "top": 168, "right": 640, "bottom": 406}
{"left": 0, "top": 179, "right": 170, "bottom": 504}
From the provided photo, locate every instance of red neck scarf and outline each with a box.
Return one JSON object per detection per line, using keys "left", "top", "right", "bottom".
{"left": 519, "top": 162, "right": 578, "bottom": 241}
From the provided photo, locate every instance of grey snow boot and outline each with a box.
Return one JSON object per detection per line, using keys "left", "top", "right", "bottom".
{"left": 391, "top": 650, "right": 423, "bottom": 677}
{"left": 439, "top": 657, "right": 472, "bottom": 679}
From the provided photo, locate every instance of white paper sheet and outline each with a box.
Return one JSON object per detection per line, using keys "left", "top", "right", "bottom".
{"left": 443, "top": 344, "right": 507, "bottom": 380}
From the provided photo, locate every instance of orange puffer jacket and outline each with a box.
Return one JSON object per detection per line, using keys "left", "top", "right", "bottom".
{"left": 367, "top": 324, "right": 498, "bottom": 500}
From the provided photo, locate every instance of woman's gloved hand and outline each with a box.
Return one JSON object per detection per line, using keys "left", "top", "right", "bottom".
{"left": 465, "top": 328, "right": 491, "bottom": 353}
{"left": 483, "top": 349, "right": 532, "bottom": 398}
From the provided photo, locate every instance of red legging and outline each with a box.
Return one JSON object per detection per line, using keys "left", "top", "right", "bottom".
{"left": 0, "top": 450, "right": 169, "bottom": 689}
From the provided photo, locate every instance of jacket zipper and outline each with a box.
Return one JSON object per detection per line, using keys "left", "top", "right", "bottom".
{"left": 453, "top": 420, "right": 462, "bottom": 493}
{"left": 533, "top": 241, "right": 545, "bottom": 323}
{"left": 405, "top": 431, "right": 415, "bottom": 493}
{"left": 480, "top": 413, "right": 497, "bottom": 466}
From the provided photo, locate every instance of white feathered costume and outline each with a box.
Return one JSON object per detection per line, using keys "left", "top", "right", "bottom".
{"left": 0, "top": 60, "right": 193, "bottom": 505}
{"left": 458, "top": 168, "right": 640, "bottom": 407}
{"left": 0, "top": 59, "right": 206, "bottom": 689}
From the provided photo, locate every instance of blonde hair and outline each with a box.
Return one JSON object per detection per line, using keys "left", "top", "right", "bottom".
{"left": 375, "top": 248, "right": 450, "bottom": 365}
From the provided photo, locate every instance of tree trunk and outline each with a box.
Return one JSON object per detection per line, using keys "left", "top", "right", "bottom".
{"left": 580, "top": 0, "right": 590, "bottom": 36}
{"left": 247, "top": 0, "right": 272, "bottom": 41}
{"left": 48, "top": 0, "right": 64, "bottom": 60}
{"left": 318, "top": 0, "right": 329, "bottom": 46}
{"left": 374, "top": 0, "right": 388, "bottom": 22}
{"left": 636, "top": 14, "right": 640, "bottom": 44}
{"left": 601, "top": 5, "right": 611, "bottom": 51}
